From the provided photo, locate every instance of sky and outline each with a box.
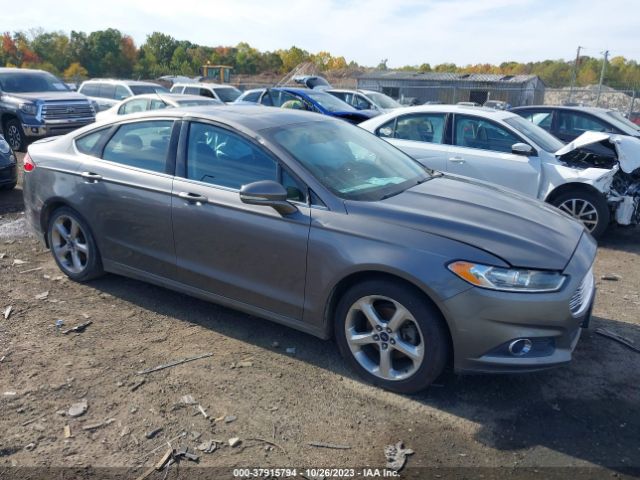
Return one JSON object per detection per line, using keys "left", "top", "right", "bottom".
{"left": 1, "top": 0, "right": 639, "bottom": 67}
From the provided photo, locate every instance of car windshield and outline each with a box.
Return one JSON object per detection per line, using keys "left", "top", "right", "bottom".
{"left": 130, "top": 85, "right": 169, "bottom": 95}
{"left": 606, "top": 110, "right": 640, "bottom": 133}
{"left": 265, "top": 120, "right": 430, "bottom": 201}
{"left": 0, "top": 71, "right": 69, "bottom": 93}
{"left": 504, "top": 115, "right": 565, "bottom": 152}
{"left": 214, "top": 87, "right": 241, "bottom": 102}
{"left": 175, "top": 99, "right": 221, "bottom": 107}
{"left": 366, "top": 92, "right": 401, "bottom": 109}
{"left": 303, "top": 90, "right": 356, "bottom": 113}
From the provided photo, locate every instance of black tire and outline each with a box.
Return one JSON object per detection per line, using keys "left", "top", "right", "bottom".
{"left": 46, "top": 207, "right": 104, "bottom": 282}
{"left": 334, "top": 279, "right": 450, "bottom": 394}
{"left": 4, "top": 118, "right": 26, "bottom": 152}
{"left": 549, "top": 188, "right": 610, "bottom": 239}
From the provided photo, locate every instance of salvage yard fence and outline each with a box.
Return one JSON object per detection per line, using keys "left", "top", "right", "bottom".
{"left": 544, "top": 86, "right": 639, "bottom": 116}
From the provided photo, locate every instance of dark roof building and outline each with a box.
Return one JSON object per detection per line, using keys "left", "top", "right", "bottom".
{"left": 356, "top": 71, "right": 545, "bottom": 106}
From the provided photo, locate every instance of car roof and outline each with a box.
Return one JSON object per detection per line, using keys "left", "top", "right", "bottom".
{"left": 100, "top": 104, "right": 327, "bottom": 131}
{"left": 0, "top": 67, "right": 53, "bottom": 75}
{"left": 511, "top": 105, "right": 613, "bottom": 114}
{"left": 173, "top": 82, "right": 237, "bottom": 89}
{"left": 381, "top": 104, "right": 516, "bottom": 119}
{"left": 124, "top": 93, "right": 218, "bottom": 103}
{"left": 82, "top": 79, "right": 161, "bottom": 86}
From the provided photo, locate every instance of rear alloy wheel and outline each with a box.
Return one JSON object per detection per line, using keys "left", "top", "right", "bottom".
{"left": 47, "top": 207, "right": 104, "bottom": 282}
{"left": 335, "top": 280, "right": 449, "bottom": 393}
{"left": 550, "top": 189, "right": 610, "bottom": 239}
{"left": 5, "top": 118, "right": 26, "bottom": 152}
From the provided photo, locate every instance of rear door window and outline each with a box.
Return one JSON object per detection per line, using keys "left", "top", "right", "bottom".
{"left": 170, "top": 86, "right": 184, "bottom": 94}
{"left": 377, "top": 113, "right": 447, "bottom": 144}
{"left": 102, "top": 120, "right": 174, "bottom": 173}
{"left": 519, "top": 109, "right": 553, "bottom": 130}
{"left": 454, "top": 115, "right": 520, "bottom": 153}
{"left": 184, "top": 86, "right": 199, "bottom": 95}
{"left": 557, "top": 111, "right": 616, "bottom": 137}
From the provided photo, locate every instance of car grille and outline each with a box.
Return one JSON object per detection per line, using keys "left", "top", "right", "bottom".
{"left": 570, "top": 266, "right": 594, "bottom": 317}
{"left": 41, "top": 101, "right": 94, "bottom": 121}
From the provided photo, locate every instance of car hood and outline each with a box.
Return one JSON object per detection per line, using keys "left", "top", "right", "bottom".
{"left": 345, "top": 175, "right": 585, "bottom": 271}
{"left": 555, "top": 131, "right": 640, "bottom": 174}
{"left": 3, "top": 91, "right": 90, "bottom": 103}
{"left": 331, "top": 110, "right": 379, "bottom": 124}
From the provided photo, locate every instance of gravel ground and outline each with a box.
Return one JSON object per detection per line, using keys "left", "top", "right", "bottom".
{"left": 0, "top": 153, "right": 639, "bottom": 479}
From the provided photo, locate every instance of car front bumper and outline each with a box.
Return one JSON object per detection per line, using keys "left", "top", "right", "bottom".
{"left": 441, "top": 232, "right": 597, "bottom": 373}
{"left": 22, "top": 118, "right": 94, "bottom": 138}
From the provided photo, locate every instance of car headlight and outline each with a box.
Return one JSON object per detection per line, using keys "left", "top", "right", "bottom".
{"left": 448, "top": 261, "right": 566, "bottom": 292}
{"left": 20, "top": 103, "right": 38, "bottom": 115}
{"left": 0, "top": 137, "right": 10, "bottom": 154}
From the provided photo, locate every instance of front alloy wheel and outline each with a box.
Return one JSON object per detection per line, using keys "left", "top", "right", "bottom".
{"left": 5, "top": 119, "right": 25, "bottom": 152}
{"left": 335, "top": 279, "right": 449, "bottom": 393}
{"left": 345, "top": 295, "right": 425, "bottom": 381}
{"left": 550, "top": 188, "right": 610, "bottom": 239}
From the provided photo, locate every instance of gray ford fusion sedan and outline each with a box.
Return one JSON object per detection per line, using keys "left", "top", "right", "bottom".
{"left": 23, "top": 106, "right": 596, "bottom": 393}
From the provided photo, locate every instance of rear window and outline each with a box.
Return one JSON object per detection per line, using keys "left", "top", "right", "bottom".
{"left": 75, "top": 128, "right": 111, "bottom": 156}
{"left": 79, "top": 83, "right": 98, "bottom": 96}
{"left": 130, "top": 85, "right": 168, "bottom": 95}
{"left": 213, "top": 87, "right": 241, "bottom": 103}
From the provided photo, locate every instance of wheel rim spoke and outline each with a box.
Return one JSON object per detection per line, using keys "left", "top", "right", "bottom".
{"left": 71, "top": 251, "right": 83, "bottom": 270}
{"left": 387, "top": 302, "right": 409, "bottom": 332}
{"left": 377, "top": 347, "right": 393, "bottom": 379}
{"left": 393, "top": 338, "right": 423, "bottom": 363}
{"left": 348, "top": 330, "right": 377, "bottom": 345}
{"left": 358, "top": 299, "right": 383, "bottom": 330}
{"left": 75, "top": 242, "right": 89, "bottom": 254}
{"left": 69, "top": 219, "right": 80, "bottom": 239}
{"left": 54, "top": 221, "right": 69, "bottom": 239}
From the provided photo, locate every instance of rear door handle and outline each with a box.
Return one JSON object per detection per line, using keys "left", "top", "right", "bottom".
{"left": 177, "top": 192, "right": 208, "bottom": 204}
{"left": 81, "top": 171, "right": 102, "bottom": 182}
{"left": 448, "top": 156, "right": 466, "bottom": 164}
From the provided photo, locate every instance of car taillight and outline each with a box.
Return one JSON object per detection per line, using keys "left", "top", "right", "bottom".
{"left": 23, "top": 153, "right": 35, "bottom": 172}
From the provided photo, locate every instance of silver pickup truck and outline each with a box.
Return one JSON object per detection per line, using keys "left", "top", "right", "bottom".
{"left": 0, "top": 67, "right": 95, "bottom": 151}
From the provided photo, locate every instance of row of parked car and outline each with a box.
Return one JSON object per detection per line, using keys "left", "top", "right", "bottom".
{"left": 1, "top": 67, "right": 639, "bottom": 239}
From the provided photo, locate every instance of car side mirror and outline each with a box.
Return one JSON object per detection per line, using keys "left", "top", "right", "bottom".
{"left": 240, "top": 180, "right": 297, "bottom": 215}
{"left": 512, "top": 143, "right": 534, "bottom": 156}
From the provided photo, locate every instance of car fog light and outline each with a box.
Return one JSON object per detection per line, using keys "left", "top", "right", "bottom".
{"left": 508, "top": 338, "right": 533, "bottom": 356}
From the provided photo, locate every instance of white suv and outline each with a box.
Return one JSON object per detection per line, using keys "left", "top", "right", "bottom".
{"left": 78, "top": 79, "right": 168, "bottom": 111}
{"left": 170, "top": 82, "right": 241, "bottom": 103}
{"left": 360, "top": 105, "right": 640, "bottom": 237}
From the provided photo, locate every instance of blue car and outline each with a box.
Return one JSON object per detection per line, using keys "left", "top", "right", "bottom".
{"left": 234, "top": 87, "right": 379, "bottom": 124}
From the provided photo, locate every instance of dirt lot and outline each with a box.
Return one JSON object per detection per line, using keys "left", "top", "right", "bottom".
{"left": 1, "top": 153, "right": 639, "bottom": 479}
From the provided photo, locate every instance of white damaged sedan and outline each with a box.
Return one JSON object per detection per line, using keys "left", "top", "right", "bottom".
{"left": 360, "top": 105, "right": 640, "bottom": 238}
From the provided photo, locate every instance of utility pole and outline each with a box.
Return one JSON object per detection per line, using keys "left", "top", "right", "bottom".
{"left": 596, "top": 50, "right": 609, "bottom": 107}
{"left": 568, "top": 46, "right": 582, "bottom": 104}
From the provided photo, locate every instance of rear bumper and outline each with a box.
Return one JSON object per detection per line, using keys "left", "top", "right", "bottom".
{"left": 442, "top": 233, "right": 597, "bottom": 374}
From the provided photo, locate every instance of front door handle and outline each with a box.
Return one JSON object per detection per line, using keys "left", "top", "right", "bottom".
{"left": 449, "top": 156, "right": 466, "bottom": 164}
{"left": 177, "top": 192, "right": 208, "bottom": 204}
{"left": 81, "top": 171, "right": 102, "bottom": 182}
